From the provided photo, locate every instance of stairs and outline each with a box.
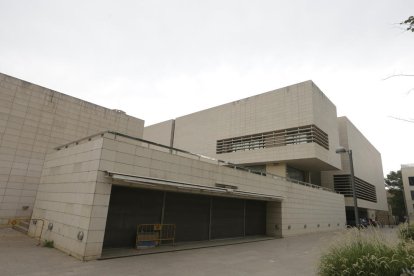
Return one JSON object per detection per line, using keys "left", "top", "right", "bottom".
{"left": 12, "top": 219, "right": 30, "bottom": 234}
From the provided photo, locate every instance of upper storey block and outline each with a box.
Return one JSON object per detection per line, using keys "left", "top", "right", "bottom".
{"left": 145, "top": 80, "right": 342, "bottom": 172}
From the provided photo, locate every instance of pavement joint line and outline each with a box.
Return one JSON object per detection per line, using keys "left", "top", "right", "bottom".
{"left": 98, "top": 237, "right": 277, "bottom": 260}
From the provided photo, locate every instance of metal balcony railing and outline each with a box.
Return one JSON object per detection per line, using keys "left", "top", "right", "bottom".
{"left": 55, "top": 130, "right": 338, "bottom": 194}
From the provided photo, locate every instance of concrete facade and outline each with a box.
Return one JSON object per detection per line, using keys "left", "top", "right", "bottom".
{"left": 0, "top": 73, "right": 144, "bottom": 224}
{"left": 321, "top": 117, "right": 388, "bottom": 214}
{"left": 0, "top": 73, "right": 385, "bottom": 260}
{"left": 401, "top": 164, "right": 414, "bottom": 222}
{"left": 30, "top": 132, "right": 346, "bottom": 260}
{"left": 144, "top": 81, "right": 342, "bottom": 173}
{"left": 145, "top": 82, "right": 387, "bottom": 223}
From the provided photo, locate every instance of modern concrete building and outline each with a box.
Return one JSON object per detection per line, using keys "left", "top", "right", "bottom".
{"left": 321, "top": 117, "right": 388, "bottom": 223}
{"left": 145, "top": 81, "right": 342, "bottom": 177}
{"left": 29, "top": 131, "right": 345, "bottom": 260}
{"left": 401, "top": 164, "right": 414, "bottom": 222}
{"left": 145, "top": 81, "right": 388, "bottom": 225}
{"left": 0, "top": 73, "right": 385, "bottom": 260}
{"left": 0, "top": 72, "right": 144, "bottom": 224}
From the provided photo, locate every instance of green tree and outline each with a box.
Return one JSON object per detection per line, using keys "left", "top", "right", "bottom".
{"left": 385, "top": 170, "right": 406, "bottom": 222}
{"left": 401, "top": 16, "right": 414, "bottom": 32}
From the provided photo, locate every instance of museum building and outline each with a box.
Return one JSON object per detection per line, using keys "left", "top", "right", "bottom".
{"left": 0, "top": 73, "right": 387, "bottom": 260}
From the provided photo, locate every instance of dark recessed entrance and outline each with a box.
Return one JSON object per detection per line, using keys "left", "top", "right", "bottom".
{"left": 211, "top": 197, "right": 244, "bottom": 239}
{"left": 103, "top": 185, "right": 268, "bottom": 248}
{"left": 163, "top": 192, "right": 210, "bottom": 242}
{"left": 345, "top": 206, "right": 368, "bottom": 226}
{"left": 103, "top": 186, "right": 164, "bottom": 248}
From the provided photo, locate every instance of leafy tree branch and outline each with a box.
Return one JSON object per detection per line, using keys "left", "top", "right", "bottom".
{"left": 385, "top": 170, "right": 406, "bottom": 221}
{"left": 401, "top": 16, "right": 414, "bottom": 32}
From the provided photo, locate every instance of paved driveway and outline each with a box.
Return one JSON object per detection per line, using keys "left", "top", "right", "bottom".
{"left": 0, "top": 227, "right": 394, "bottom": 276}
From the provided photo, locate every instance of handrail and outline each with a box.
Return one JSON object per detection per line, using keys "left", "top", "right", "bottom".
{"left": 31, "top": 218, "right": 45, "bottom": 245}
{"left": 10, "top": 218, "right": 45, "bottom": 245}
{"left": 54, "top": 130, "right": 339, "bottom": 194}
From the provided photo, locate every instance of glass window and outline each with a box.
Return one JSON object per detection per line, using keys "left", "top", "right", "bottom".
{"left": 245, "top": 165, "right": 266, "bottom": 176}
{"left": 409, "top": 177, "right": 414, "bottom": 186}
{"left": 287, "top": 166, "right": 305, "bottom": 182}
{"left": 411, "top": 191, "right": 414, "bottom": 200}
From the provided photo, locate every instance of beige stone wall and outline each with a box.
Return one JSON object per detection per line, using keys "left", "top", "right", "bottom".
{"left": 281, "top": 182, "right": 345, "bottom": 235}
{"left": 105, "top": 133, "right": 346, "bottom": 233}
{"left": 0, "top": 73, "right": 144, "bottom": 224}
{"left": 376, "top": 209, "right": 394, "bottom": 226}
{"left": 31, "top": 132, "right": 346, "bottom": 260}
{"left": 401, "top": 165, "right": 414, "bottom": 221}
{"left": 311, "top": 84, "right": 342, "bottom": 170}
{"left": 103, "top": 133, "right": 345, "bottom": 251}
{"left": 29, "top": 137, "right": 107, "bottom": 260}
{"left": 321, "top": 117, "right": 388, "bottom": 212}
{"left": 99, "top": 133, "right": 346, "bottom": 238}
{"left": 145, "top": 80, "right": 342, "bottom": 171}
{"left": 266, "top": 163, "right": 287, "bottom": 177}
{"left": 143, "top": 119, "right": 174, "bottom": 147}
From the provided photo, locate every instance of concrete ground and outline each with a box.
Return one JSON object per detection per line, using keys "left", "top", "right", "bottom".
{"left": 0, "top": 227, "right": 397, "bottom": 276}
{"left": 101, "top": 236, "right": 275, "bottom": 259}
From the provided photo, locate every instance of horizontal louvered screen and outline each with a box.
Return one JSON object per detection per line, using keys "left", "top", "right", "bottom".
{"left": 333, "top": 175, "right": 377, "bottom": 203}
{"left": 216, "top": 124, "right": 329, "bottom": 154}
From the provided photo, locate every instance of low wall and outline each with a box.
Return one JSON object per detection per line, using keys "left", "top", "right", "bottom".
{"left": 29, "top": 136, "right": 105, "bottom": 260}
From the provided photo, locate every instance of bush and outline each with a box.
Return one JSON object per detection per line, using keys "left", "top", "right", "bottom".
{"left": 399, "top": 223, "right": 414, "bottom": 242}
{"left": 318, "top": 228, "right": 414, "bottom": 276}
{"left": 43, "top": 240, "right": 54, "bottom": 248}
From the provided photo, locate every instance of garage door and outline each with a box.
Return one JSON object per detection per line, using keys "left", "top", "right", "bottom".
{"left": 103, "top": 186, "right": 164, "bottom": 248}
{"left": 245, "top": 200, "right": 266, "bottom": 236}
{"left": 211, "top": 197, "right": 245, "bottom": 239}
{"left": 103, "top": 186, "right": 268, "bottom": 248}
{"left": 163, "top": 192, "right": 210, "bottom": 242}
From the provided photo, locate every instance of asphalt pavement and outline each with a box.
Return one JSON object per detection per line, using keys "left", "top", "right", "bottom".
{"left": 0, "top": 227, "right": 397, "bottom": 276}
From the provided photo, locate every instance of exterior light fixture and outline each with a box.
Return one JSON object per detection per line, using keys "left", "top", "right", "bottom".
{"left": 336, "top": 146, "right": 359, "bottom": 227}
{"left": 77, "top": 231, "right": 84, "bottom": 241}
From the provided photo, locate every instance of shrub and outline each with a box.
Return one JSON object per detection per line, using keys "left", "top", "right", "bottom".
{"left": 318, "top": 228, "right": 414, "bottom": 276}
{"left": 399, "top": 223, "right": 414, "bottom": 242}
{"left": 43, "top": 240, "right": 54, "bottom": 248}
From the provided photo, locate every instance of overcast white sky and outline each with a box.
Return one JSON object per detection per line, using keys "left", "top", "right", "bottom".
{"left": 0, "top": 0, "right": 413, "bottom": 175}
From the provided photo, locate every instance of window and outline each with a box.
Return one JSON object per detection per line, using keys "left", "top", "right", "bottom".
{"left": 409, "top": 177, "right": 414, "bottom": 186}
{"left": 244, "top": 165, "right": 267, "bottom": 176}
{"left": 287, "top": 166, "right": 305, "bottom": 182}
{"left": 411, "top": 191, "right": 414, "bottom": 200}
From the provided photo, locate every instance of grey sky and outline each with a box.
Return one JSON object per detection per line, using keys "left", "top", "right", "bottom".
{"left": 0, "top": 0, "right": 413, "bottom": 175}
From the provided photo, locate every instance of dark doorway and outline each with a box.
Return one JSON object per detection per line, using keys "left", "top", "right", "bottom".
{"left": 211, "top": 197, "right": 245, "bottom": 239}
{"left": 163, "top": 192, "right": 210, "bottom": 242}
{"left": 103, "top": 186, "right": 164, "bottom": 248}
{"left": 103, "top": 185, "right": 269, "bottom": 248}
{"left": 245, "top": 200, "right": 267, "bottom": 235}
{"left": 345, "top": 206, "right": 368, "bottom": 226}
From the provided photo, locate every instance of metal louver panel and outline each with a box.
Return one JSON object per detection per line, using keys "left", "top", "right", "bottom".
{"left": 216, "top": 124, "right": 329, "bottom": 154}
